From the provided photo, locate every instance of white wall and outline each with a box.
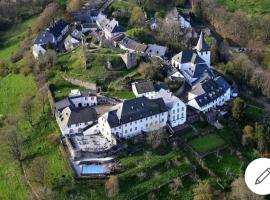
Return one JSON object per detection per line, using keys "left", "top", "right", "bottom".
{"left": 70, "top": 96, "right": 97, "bottom": 108}
{"left": 168, "top": 100, "right": 186, "bottom": 127}
{"left": 99, "top": 112, "right": 168, "bottom": 140}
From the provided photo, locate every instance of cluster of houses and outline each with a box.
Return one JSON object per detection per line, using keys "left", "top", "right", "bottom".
{"left": 37, "top": 4, "right": 238, "bottom": 175}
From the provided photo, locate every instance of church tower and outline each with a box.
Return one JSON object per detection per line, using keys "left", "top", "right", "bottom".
{"left": 194, "top": 32, "right": 211, "bottom": 65}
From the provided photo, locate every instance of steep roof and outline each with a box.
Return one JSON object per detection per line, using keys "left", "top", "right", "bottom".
{"left": 182, "top": 63, "right": 213, "bottom": 80}
{"left": 55, "top": 98, "right": 72, "bottom": 111}
{"left": 105, "top": 96, "right": 168, "bottom": 128}
{"left": 145, "top": 44, "right": 167, "bottom": 57}
{"left": 47, "top": 19, "right": 68, "bottom": 39}
{"left": 191, "top": 78, "right": 225, "bottom": 107}
{"left": 66, "top": 107, "right": 97, "bottom": 126}
{"left": 133, "top": 80, "right": 155, "bottom": 94}
{"left": 34, "top": 31, "right": 54, "bottom": 45}
{"left": 119, "top": 37, "right": 148, "bottom": 52}
{"left": 172, "top": 50, "right": 205, "bottom": 64}
{"left": 105, "top": 18, "right": 125, "bottom": 33}
{"left": 194, "top": 32, "right": 210, "bottom": 52}
{"left": 214, "top": 76, "right": 230, "bottom": 91}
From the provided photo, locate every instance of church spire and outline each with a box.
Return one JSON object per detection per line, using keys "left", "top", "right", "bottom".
{"left": 194, "top": 32, "right": 210, "bottom": 52}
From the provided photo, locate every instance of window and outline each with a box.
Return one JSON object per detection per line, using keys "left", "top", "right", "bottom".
{"left": 135, "top": 127, "right": 137, "bottom": 130}
{"left": 125, "top": 130, "right": 127, "bottom": 133}
{"left": 161, "top": 119, "right": 164, "bottom": 122}
{"left": 182, "top": 107, "right": 184, "bottom": 111}
{"left": 130, "top": 128, "right": 132, "bottom": 131}
{"left": 85, "top": 97, "right": 87, "bottom": 100}
{"left": 146, "top": 123, "right": 148, "bottom": 127}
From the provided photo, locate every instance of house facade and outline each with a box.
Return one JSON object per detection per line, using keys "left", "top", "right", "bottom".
{"left": 187, "top": 77, "right": 231, "bottom": 113}
{"left": 32, "top": 19, "right": 69, "bottom": 58}
{"left": 132, "top": 80, "right": 186, "bottom": 128}
{"left": 98, "top": 96, "right": 168, "bottom": 140}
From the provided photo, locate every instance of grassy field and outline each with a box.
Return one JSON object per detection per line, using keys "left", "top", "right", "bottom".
{"left": 217, "top": 0, "right": 270, "bottom": 15}
{"left": 204, "top": 149, "right": 242, "bottom": 187}
{"left": 0, "top": 74, "right": 37, "bottom": 114}
{"left": 0, "top": 17, "right": 36, "bottom": 60}
{"left": 189, "top": 134, "right": 226, "bottom": 153}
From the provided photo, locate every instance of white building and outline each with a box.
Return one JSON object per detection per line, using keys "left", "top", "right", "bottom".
{"left": 145, "top": 44, "right": 168, "bottom": 59}
{"left": 54, "top": 89, "right": 98, "bottom": 135}
{"left": 96, "top": 13, "right": 125, "bottom": 39}
{"left": 132, "top": 80, "right": 170, "bottom": 99}
{"left": 193, "top": 32, "right": 211, "bottom": 65}
{"left": 187, "top": 76, "right": 231, "bottom": 113}
{"left": 32, "top": 19, "right": 69, "bottom": 58}
{"left": 118, "top": 37, "right": 148, "bottom": 53}
{"left": 56, "top": 106, "right": 98, "bottom": 135}
{"left": 132, "top": 80, "right": 186, "bottom": 128}
{"left": 68, "top": 89, "right": 97, "bottom": 107}
{"left": 98, "top": 96, "right": 168, "bottom": 140}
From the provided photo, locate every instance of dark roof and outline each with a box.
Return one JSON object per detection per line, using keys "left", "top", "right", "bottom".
{"left": 173, "top": 50, "right": 205, "bottom": 64}
{"left": 34, "top": 31, "right": 55, "bottom": 45}
{"left": 80, "top": 89, "right": 97, "bottom": 97}
{"left": 106, "top": 96, "right": 168, "bottom": 128}
{"left": 182, "top": 63, "right": 213, "bottom": 80}
{"left": 215, "top": 76, "right": 230, "bottom": 91}
{"left": 193, "top": 78, "right": 225, "bottom": 107}
{"left": 119, "top": 37, "right": 147, "bottom": 52}
{"left": 68, "top": 107, "right": 97, "bottom": 126}
{"left": 133, "top": 80, "right": 155, "bottom": 94}
{"left": 105, "top": 19, "right": 125, "bottom": 33}
{"left": 55, "top": 98, "right": 72, "bottom": 111}
{"left": 74, "top": 9, "right": 99, "bottom": 22}
{"left": 47, "top": 19, "right": 68, "bottom": 39}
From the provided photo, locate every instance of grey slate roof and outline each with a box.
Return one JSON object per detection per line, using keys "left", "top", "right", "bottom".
{"left": 34, "top": 31, "right": 55, "bottom": 45}
{"left": 47, "top": 19, "right": 68, "bottom": 39}
{"left": 106, "top": 96, "right": 168, "bottom": 128}
{"left": 183, "top": 63, "right": 213, "bottom": 80}
{"left": 173, "top": 50, "right": 205, "bottom": 64}
{"left": 80, "top": 89, "right": 97, "bottom": 97}
{"left": 119, "top": 37, "right": 148, "bottom": 52}
{"left": 67, "top": 107, "right": 97, "bottom": 126}
{"left": 191, "top": 78, "right": 225, "bottom": 107}
{"left": 133, "top": 80, "right": 155, "bottom": 94}
{"left": 214, "top": 76, "right": 230, "bottom": 91}
{"left": 55, "top": 98, "right": 72, "bottom": 111}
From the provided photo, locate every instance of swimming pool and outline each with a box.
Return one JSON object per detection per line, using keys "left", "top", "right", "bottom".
{"left": 81, "top": 165, "right": 105, "bottom": 174}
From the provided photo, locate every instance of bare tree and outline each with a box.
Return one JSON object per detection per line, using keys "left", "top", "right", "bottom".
{"left": 66, "top": 0, "right": 83, "bottom": 13}
{"left": 230, "top": 177, "right": 264, "bottom": 200}
{"left": 37, "top": 86, "right": 48, "bottom": 114}
{"left": 20, "top": 96, "right": 34, "bottom": 126}
{"left": 193, "top": 180, "right": 213, "bottom": 200}
{"left": 105, "top": 176, "right": 119, "bottom": 197}
{"left": 169, "top": 177, "right": 182, "bottom": 195}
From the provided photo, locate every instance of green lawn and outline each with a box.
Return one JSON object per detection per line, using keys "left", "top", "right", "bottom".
{"left": 217, "top": 0, "right": 270, "bottom": 15}
{"left": 106, "top": 89, "right": 135, "bottom": 100}
{"left": 0, "top": 17, "right": 36, "bottom": 60}
{"left": 189, "top": 134, "right": 226, "bottom": 153}
{"left": 0, "top": 74, "right": 37, "bottom": 114}
{"left": 204, "top": 149, "right": 242, "bottom": 187}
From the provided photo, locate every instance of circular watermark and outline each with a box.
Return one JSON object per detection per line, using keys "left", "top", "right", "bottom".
{"left": 245, "top": 158, "right": 270, "bottom": 195}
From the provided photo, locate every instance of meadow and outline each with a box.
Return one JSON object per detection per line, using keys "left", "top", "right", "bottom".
{"left": 217, "top": 0, "right": 270, "bottom": 15}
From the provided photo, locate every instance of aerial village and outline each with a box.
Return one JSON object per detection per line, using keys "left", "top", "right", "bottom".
{"left": 32, "top": 1, "right": 238, "bottom": 177}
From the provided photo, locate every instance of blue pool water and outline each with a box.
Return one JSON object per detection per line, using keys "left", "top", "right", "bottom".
{"left": 81, "top": 165, "right": 104, "bottom": 174}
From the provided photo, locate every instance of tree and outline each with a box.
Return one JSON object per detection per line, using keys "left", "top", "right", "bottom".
{"left": 105, "top": 176, "right": 119, "bottom": 197}
{"left": 254, "top": 123, "right": 270, "bottom": 154}
{"left": 193, "top": 180, "right": 213, "bottom": 200}
{"left": 66, "top": 0, "right": 83, "bottom": 13}
{"left": 230, "top": 177, "right": 264, "bottom": 200}
{"left": 20, "top": 96, "right": 34, "bottom": 126}
{"left": 242, "top": 125, "right": 254, "bottom": 146}
{"left": 129, "top": 6, "right": 145, "bottom": 26}
{"left": 169, "top": 177, "right": 182, "bottom": 195}
{"left": 37, "top": 86, "right": 48, "bottom": 114}
{"left": 138, "top": 62, "right": 165, "bottom": 81}
{"left": 146, "top": 128, "right": 167, "bottom": 149}
{"left": 33, "top": 3, "right": 58, "bottom": 33}
{"left": 232, "top": 98, "right": 244, "bottom": 121}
